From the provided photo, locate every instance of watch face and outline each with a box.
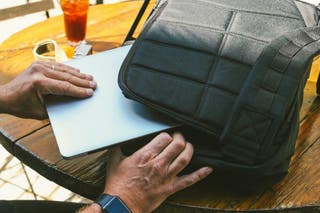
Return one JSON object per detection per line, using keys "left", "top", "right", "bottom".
{"left": 96, "top": 194, "right": 131, "bottom": 213}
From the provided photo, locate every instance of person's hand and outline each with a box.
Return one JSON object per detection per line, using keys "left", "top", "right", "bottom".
{"left": 0, "top": 61, "right": 96, "bottom": 119}
{"left": 103, "top": 132, "right": 213, "bottom": 213}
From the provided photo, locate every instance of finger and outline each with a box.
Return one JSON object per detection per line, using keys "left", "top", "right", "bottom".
{"left": 40, "top": 61, "right": 80, "bottom": 73}
{"left": 43, "top": 68, "right": 97, "bottom": 89}
{"left": 37, "top": 78, "right": 94, "bottom": 98}
{"left": 167, "top": 142, "right": 193, "bottom": 176}
{"left": 133, "top": 132, "right": 173, "bottom": 163}
{"left": 155, "top": 132, "right": 186, "bottom": 165}
{"left": 54, "top": 63, "right": 93, "bottom": 80}
{"left": 172, "top": 167, "right": 213, "bottom": 194}
{"left": 41, "top": 61, "right": 93, "bottom": 80}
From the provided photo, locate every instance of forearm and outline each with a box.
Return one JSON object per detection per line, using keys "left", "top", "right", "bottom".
{"left": 77, "top": 203, "right": 102, "bottom": 213}
{"left": 0, "top": 83, "right": 18, "bottom": 115}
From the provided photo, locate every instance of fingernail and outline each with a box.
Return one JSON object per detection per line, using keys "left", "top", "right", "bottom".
{"left": 90, "top": 81, "right": 97, "bottom": 88}
{"left": 205, "top": 167, "right": 213, "bottom": 174}
{"left": 86, "top": 89, "right": 93, "bottom": 96}
{"left": 86, "top": 74, "right": 93, "bottom": 80}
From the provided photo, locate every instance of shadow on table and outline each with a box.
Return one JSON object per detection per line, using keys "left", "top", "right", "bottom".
{"left": 86, "top": 40, "right": 121, "bottom": 53}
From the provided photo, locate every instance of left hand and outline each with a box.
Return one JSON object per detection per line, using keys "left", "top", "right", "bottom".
{"left": 78, "top": 132, "right": 213, "bottom": 213}
{"left": 103, "top": 132, "right": 213, "bottom": 213}
{"left": 0, "top": 61, "right": 97, "bottom": 119}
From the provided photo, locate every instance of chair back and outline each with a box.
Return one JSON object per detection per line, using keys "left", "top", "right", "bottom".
{"left": 0, "top": 0, "right": 54, "bottom": 21}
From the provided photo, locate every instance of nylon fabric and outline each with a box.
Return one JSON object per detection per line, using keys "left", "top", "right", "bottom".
{"left": 118, "top": 0, "right": 320, "bottom": 180}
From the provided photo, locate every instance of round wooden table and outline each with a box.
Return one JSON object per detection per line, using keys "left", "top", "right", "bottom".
{"left": 0, "top": 1, "right": 320, "bottom": 212}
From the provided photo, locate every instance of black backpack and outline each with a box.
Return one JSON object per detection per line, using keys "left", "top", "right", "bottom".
{"left": 118, "top": 0, "right": 320, "bottom": 185}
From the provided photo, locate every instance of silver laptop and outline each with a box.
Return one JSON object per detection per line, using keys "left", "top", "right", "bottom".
{"left": 46, "top": 45, "right": 177, "bottom": 158}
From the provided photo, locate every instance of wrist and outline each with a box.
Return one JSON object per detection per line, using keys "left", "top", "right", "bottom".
{"left": 96, "top": 193, "right": 133, "bottom": 213}
{"left": 104, "top": 191, "right": 131, "bottom": 211}
{"left": 89, "top": 203, "right": 103, "bottom": 213}
{"left": 78, "top": 203, "right": 102, "bottom": 213}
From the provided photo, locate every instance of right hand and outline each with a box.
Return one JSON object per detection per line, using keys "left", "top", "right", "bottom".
{"left": 0, "top": 61, "right": 96, "bottom": 119}
{"left": 104, "top": 132, "right": 213, "bottom": 213}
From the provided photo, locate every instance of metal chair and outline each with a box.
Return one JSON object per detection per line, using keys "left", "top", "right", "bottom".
{"left": 93, "top": 0, "right": 151, "bottom": 43}
{"left": 0, "top": 0, "right": 55, "bottom": 21}
{"left": 123, "top": 0, "right": 150, "bottom": 43}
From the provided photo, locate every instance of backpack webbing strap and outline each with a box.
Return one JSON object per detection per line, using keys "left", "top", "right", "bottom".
{"left": 220, "top": 27, "right": 320, "bottom": 165}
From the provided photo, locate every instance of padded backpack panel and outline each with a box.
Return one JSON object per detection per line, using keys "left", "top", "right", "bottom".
{"left": 119, "top": 0, "right": 320, "bottom": 178}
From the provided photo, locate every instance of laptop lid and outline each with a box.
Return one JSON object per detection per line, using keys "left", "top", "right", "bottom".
{"left": 46, "top": 45, "right": 177, "bottom": 158}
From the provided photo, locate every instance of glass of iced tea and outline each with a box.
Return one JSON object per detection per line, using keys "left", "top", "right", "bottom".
{"left": 60, "top": 0, "right": 89, "bottom": 46}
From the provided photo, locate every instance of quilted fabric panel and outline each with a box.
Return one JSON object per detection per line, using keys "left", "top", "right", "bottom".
{"left": 262, "top": 70, "right": 283, "bottom": 92}
{"left": 123, "top": 0, "right": 307, "bottom": 134}
{"left": 230, "top": 12, "right": 305, "bottom": 42}
{"left": 159, "top": 1, "right": 233, "bottom": 31}
{"left": 219, "top": 26, "right": 320, "bottom": 164}
{"left": 132, "top": 40, "right": 214, "bottom": 82}
{"left": 193, "top": 0, "right": 303, "bottom": 18}
{"left": 126, "top": 66, "right": 204, "bottom": 115}
{"left": 145, "top": 21, "right": 224, "bottom": 53}
{"left": 230, "top": 109, "right": 271, "bottom": 144}
{"left": 197, "top": 87, "right": 236, "bottom": 128}
{"left": 220, "top": 34, "right": 266, "bottom": 65}
{"left": 222, "top": 108, "right": 271, "bottom": 164}
{"left": 209, "top": 58, "right": 251, "bottom": 94}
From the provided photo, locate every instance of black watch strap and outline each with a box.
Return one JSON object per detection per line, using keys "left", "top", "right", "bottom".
{"left": 95, "top": 194, "right": 132, "bottom": 213}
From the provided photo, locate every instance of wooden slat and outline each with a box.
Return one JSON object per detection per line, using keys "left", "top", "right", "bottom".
{"left": 13, "top": 125, "right": 109, "bottom": 199}
{"left": 152, "top": 205, "right": 320, "bottom": 213}
{"left": 16, "top": 125, "right": 62, "bottom": 164}
{"left": 0, "top": 0, "right": 54, "bottom": 21}
{"left": 251, "top": 141, "right": 320, "bottom": 209}
{"left": 0, "top": 114, "right": 48, "bottom": 141}
{"left": 0, "top": 114, "right": 49, "bottom": 154}
{"left": 299, "top": 81, "right": 319, "bottom": 120}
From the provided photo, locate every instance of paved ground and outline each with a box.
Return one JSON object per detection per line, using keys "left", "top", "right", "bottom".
{"left": 0, "top": 145, "right": 91, "bottom": 202}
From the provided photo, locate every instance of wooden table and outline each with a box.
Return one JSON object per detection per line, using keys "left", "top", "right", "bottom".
{"left": 0, "top": 1, "right": 320, "bottom": 212}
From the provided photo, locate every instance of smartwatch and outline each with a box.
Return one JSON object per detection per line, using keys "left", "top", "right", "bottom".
{"left": 95, "top": 194, "right": 132, "bottom": 213}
